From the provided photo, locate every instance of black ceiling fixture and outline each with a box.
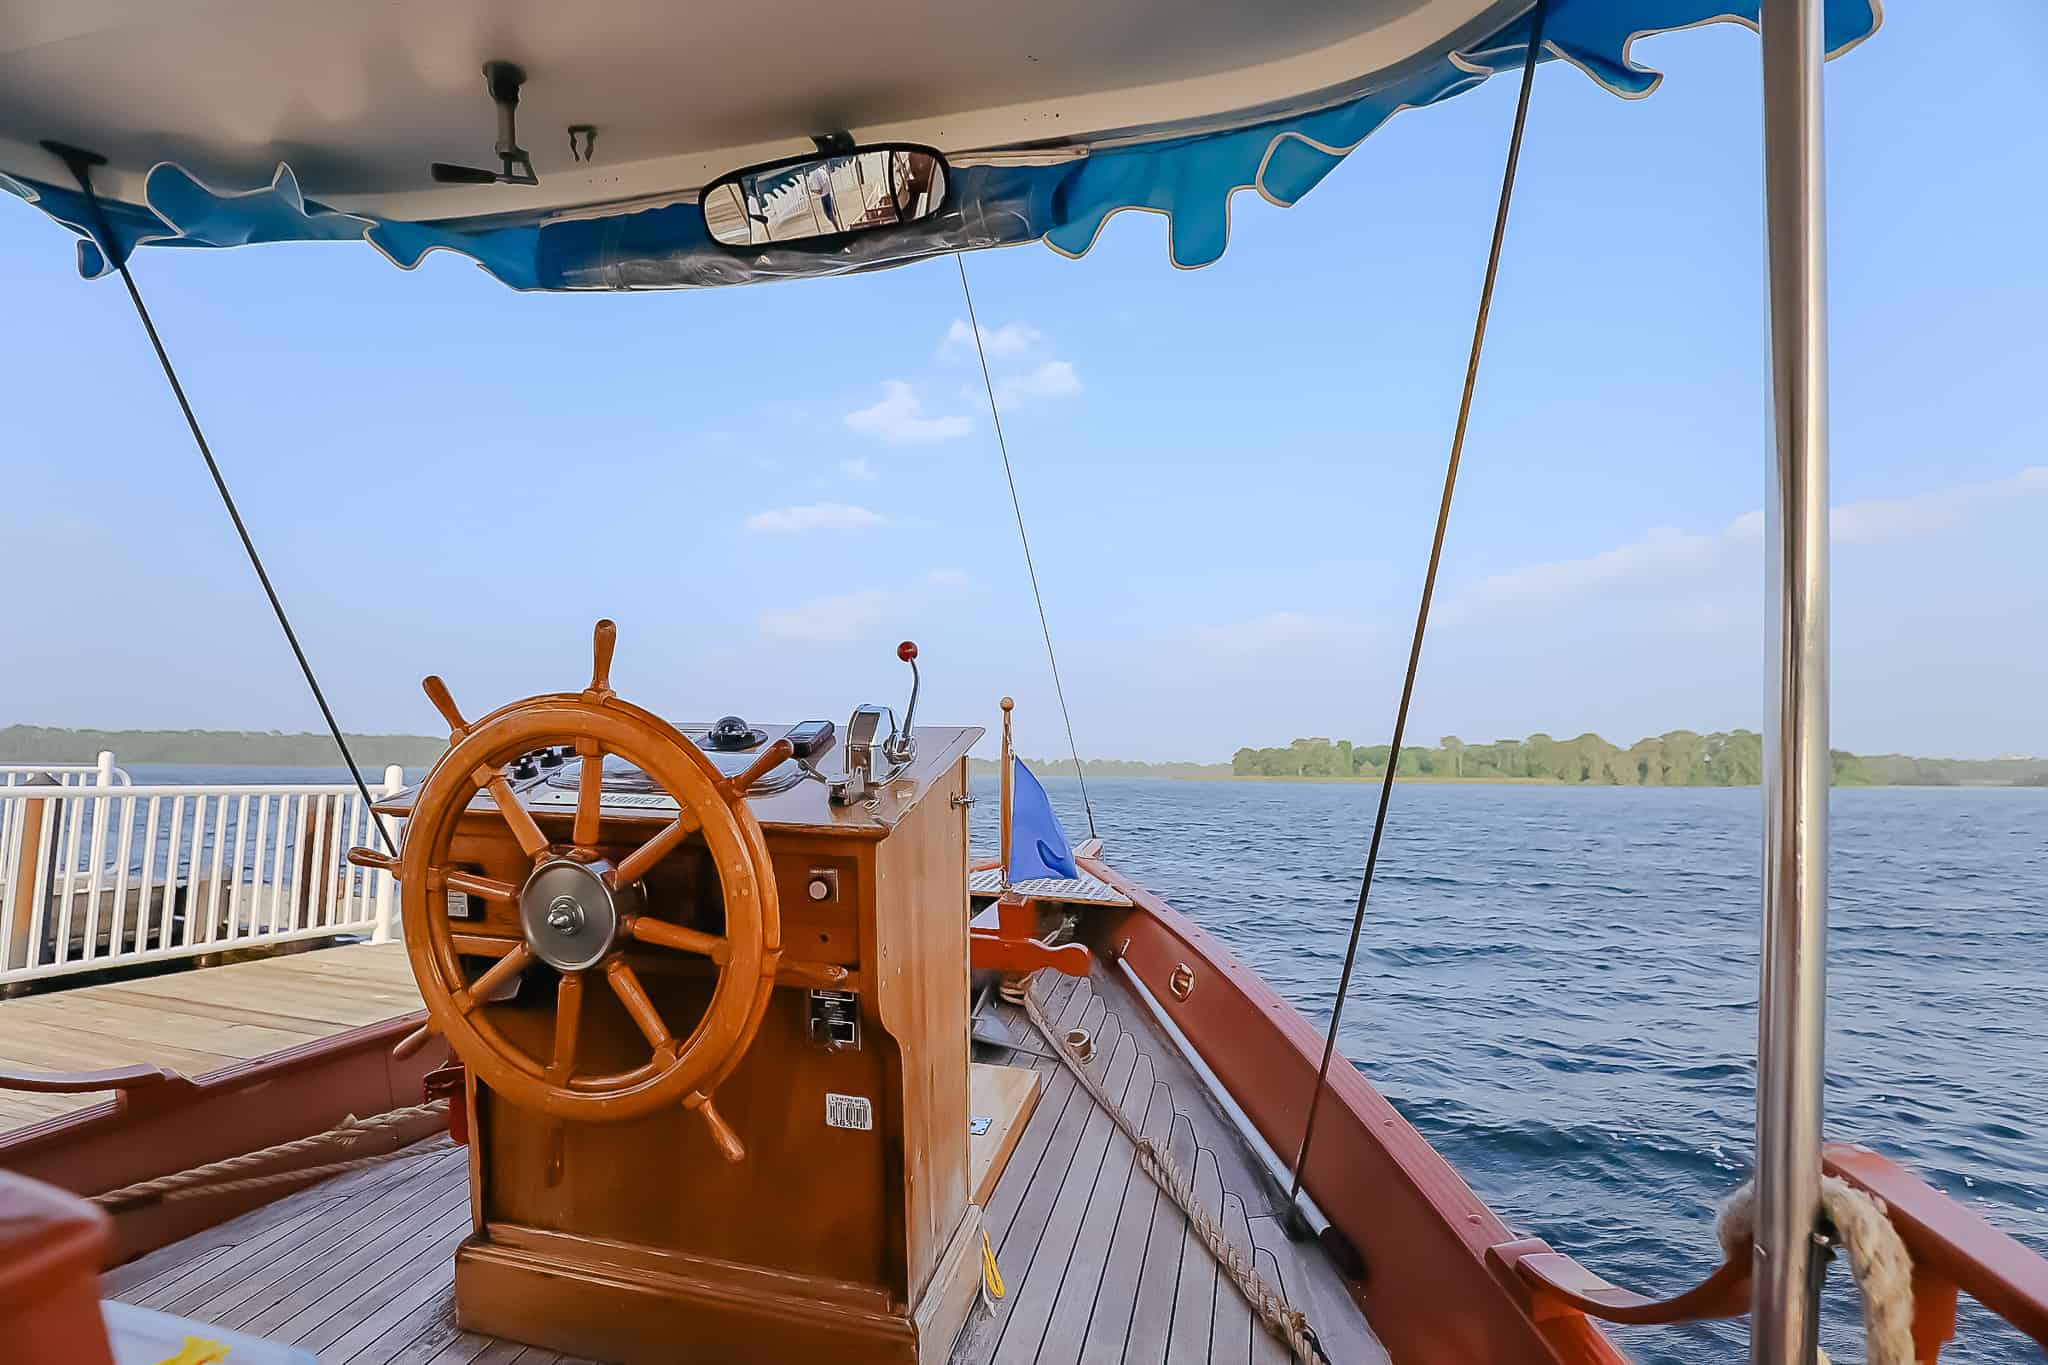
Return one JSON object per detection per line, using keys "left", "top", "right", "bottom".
{"left": 430, "top": 61, "right": 539, "bottom": 186}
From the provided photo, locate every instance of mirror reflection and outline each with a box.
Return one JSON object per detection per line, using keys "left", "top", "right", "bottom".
{"left": 703, "top": 147, "right": 947, "bottom": 247}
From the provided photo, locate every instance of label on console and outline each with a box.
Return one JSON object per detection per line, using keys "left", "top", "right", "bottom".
{"left": 825, "top": 1093, "right": 874, "bottom": 1131}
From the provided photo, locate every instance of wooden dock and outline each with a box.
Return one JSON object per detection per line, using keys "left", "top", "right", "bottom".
{"left": 0, "top": 942, "right": 421, "bottom": 1131}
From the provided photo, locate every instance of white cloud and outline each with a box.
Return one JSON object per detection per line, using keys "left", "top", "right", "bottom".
{"left": 995, "top": 359, "right": 1083, "bottom": 406}
{"left": 845, "top": 381, "right": 973, "bottom": 445}
{"left": 840, "top": 457, "right": 875, "bottom": 481}
{"left": 1454, "top": 466, "right": 2048, "bottom": 620}
{"left": 1457, "top": 521, "right": 1746, "bottom": 617}
{"left": 942, "top": 318, "right": 1043, "bottom": 358}
{"left": 758, "top": 590, "right": 897, "bottom": 644}
{"left": 1834, "top": 466, "right": 2046, "bottom": 545}
{"left": 744, "top": 502, "right": 884, "bottom": 534}
{"left": 928, "top": 568, "right": 969, "bottom": 588}
{"left": 936, "top": 318, "right": 1082, "bottom": 409}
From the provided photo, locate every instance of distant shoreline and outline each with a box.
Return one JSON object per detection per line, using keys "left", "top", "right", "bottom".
{"left": 5, "top": 725, "right": 2043, "bottom": 789}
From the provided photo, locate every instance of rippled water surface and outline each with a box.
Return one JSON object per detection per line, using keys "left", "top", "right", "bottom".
{"left": 971, "top": 777, "right": 2048, "bottom": 1364}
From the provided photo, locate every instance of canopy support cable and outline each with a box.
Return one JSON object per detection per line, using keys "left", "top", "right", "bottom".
{"left": 44, "top": 141, "right": 397, "bottom": 856}
{"left": 954, "top": 252, "right": 1098, "bottom": 841}
{"left": 1284, "top": 0, "right": 1547, "bottom": 1216}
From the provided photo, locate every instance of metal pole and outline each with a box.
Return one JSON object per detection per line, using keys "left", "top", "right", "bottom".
{"left": 1753, "top": 0, "right": 1831, "bottom": 1359}
{"left": 999, "top": 698, "right": 1015, "bottom": 890}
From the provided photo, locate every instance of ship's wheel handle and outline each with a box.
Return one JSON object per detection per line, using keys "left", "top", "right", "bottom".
{"left": 349, "top": 620, "right": 782, "bottom": 1154}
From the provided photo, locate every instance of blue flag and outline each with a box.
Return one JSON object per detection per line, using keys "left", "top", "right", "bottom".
{"left": 1007, "top": 758, "right": 1078, "bottom": 882}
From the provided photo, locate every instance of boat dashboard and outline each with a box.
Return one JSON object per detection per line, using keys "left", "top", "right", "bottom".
{"left": 374, "top": 718, "right": 980, "bottom": 838}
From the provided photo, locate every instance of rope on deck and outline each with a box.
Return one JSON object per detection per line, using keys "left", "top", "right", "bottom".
{"left": 89, "top": 1099, "right": 449, "bottom": 1210}
{"left": 1020, "top": 980, "right": 1329, "bottom": 1364}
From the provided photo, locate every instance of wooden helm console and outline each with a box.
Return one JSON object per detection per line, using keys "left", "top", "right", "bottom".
{"left": 349, "top": 620, "right": 986, "bottom": 1365}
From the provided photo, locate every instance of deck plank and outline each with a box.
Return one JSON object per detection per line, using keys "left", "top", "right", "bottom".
{"left": 1210, "top": 1192, "right": 1255, "bottom": 1365}
{"left": 1035, "top": 1069, "right": 1165, "bottom": 1364}
{"left": 985, "top": 1000, "right": 1121, "bottom": 1267}
{"left": 1123, "top": 1112, "right": 1200, "bottom": 1365}
{"left": 0, "top": 941, "right": 421, "bottom": 1129}
{"left": 105, "top": 1143, "right": 454, "bottom": 1298}
{"left": 230, "top": 1182, "right": 472, "bottom": 1337}
{"left": 987, "top": 1037, "right": 1144, "bottom": 1363}
{"left": 1162, "top": 1146, "right": 1223, "bottom": 1365}
{"left": 175, "top": 1157, "right": 467, "bottom": 1325}
{"left": 980, "top": 981, "right": 1097, "bottom": 1243}
{"left": 1073, "top": 1078, "right": 1174, "bottom": 1365}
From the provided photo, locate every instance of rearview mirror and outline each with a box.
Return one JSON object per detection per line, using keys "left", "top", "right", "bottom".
{"left": 702, "top": 145, "right": 948, "bottom": 247}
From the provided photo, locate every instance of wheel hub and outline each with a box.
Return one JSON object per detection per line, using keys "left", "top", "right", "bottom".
{"left": 521, "top": 856, "right": 623, "bottom": 971}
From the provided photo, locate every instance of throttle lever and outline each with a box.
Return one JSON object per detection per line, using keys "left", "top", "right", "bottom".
{"left": 883, "top": 640, "right": 919, "bottom": 766}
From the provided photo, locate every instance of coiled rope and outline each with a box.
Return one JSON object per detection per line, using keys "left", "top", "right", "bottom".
{"left": 89, "top": 1099, "right": 449, "bottom": 1209}
{"left": 1019, "top": 980, "right": 1328, "bottom": 1364}
{"left": 1715, "top": 1176, "right": 1917, "bottom": 1365}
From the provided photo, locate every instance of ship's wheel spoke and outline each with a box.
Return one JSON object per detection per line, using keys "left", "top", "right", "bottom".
{"left": 605, "top": 959, "right": 674, "bottom": 1055}
{"left": 347, "top": 846, "right": 400, "bottom": 876}
{"left": 607, "top": 810, "right": 701, "bottom": 888}
{"left": 457, "top": 942, "right": 531, "bottom": 1012}
{"left": 439, "top": 868, "right": 520, "bottom": 903}
{"left": 484, "top": 774, "right": 550, "bottom": 859}
{"left": 629, "top": 916, "right": 729, "bottom": 964}
{"left": 572, "top": 738, "right": 606, "bottom": 848}
{"left": 549, "top": 973, "right": 584, "bottom": 1081}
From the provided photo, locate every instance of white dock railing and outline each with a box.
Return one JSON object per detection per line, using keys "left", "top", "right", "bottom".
{"left": 0, "top": 753, "right": 405, "bottom": 986}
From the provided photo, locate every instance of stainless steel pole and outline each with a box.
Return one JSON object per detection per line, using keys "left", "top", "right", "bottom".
{"left": 1753, "top": 0, "right": 1831, "bottom": 1359}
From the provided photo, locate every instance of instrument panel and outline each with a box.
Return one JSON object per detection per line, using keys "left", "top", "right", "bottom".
{"left": 511, "top": 718, "right": 827, "bottom": 812}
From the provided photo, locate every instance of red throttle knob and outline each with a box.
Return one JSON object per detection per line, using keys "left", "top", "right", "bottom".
{"left": 897, "top": 640, "right": 918, "bottom": 661}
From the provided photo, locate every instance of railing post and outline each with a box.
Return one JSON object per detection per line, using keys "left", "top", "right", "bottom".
{"left": 95, "top": 751, "right": 115, "bottom": 787}
{"left": 1754, "top": 0, "right": 1832, "bottom": 1359}
{"left": 3, "top": 776, "right": 59, "bottom": 977}
{"left": 372, "top": 765, "right": 404, "bottom": 943}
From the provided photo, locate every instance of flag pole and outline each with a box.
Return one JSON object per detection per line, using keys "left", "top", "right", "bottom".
{"left": 999, "top": 697, "right": 1015, "bottom": 892}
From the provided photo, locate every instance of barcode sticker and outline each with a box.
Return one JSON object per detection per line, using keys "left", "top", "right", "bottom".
{"left": 825, "top": 1093, "right": 873, "bottom": 1131}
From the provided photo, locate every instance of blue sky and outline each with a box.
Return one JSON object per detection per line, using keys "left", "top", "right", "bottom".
{"left": 2, "top": 4, "right": 2043, "bottom": 763}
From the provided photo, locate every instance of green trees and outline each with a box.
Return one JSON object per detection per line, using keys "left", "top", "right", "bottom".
{"left": 1228, "top": 727, "right": 1782, "bottom": 785}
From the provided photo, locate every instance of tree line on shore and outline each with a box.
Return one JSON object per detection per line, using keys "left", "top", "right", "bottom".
{"left": 1227, "top": 730, "right": 2048, "bottom": 787}
{"left": 4, "top": 724, "right": 2042, "bottom": 787}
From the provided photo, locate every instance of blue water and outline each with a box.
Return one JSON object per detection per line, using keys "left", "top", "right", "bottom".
{"left": 969, "top": 776, "right": 2048, "bottom": 1364}
{"left": 135, "top": 764, "right": 2046, "bottom": 1360}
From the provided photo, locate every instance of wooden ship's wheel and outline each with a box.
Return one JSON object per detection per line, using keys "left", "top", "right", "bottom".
{"left": 351, "top": 620, "right": 784, "bottom": 1157}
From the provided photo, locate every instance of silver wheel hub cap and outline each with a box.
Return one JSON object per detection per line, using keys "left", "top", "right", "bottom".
{"left": 520, "top": 857, "right": 622, "bottom": 971}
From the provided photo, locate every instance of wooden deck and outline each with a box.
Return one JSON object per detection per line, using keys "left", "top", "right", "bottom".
{"left": 951, "top": 967, "right": 1386, "bottom": 1365}
{"left": 103, "top": 1140, "right": 533, "bottom": 1365}
{"left": 96, "top": 956, "right": 1384, "bottom": 1363}
{"left": 0, "top": 942, "right": 421, "bottom": 1130}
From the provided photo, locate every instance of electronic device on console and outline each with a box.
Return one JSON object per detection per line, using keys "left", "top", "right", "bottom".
{"left": 354, "top": 623, "right": 982, "bottom": 1364}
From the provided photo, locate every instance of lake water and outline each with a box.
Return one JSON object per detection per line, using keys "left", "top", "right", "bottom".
{"left": 128, "top": 765, "right": 2046, "bottom": 1361}
{"left": 968, "top": 775, "right": 2048, "bottom": 1364}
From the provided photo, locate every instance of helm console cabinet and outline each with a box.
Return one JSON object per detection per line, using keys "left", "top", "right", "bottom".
{"left": 374, "top": 720, "right": 984, "bottom": 1365}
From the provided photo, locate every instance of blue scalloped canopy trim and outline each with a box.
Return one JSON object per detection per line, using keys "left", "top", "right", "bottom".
{"left": 0, "top": 0, "right": 1879, "bottom": 291}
